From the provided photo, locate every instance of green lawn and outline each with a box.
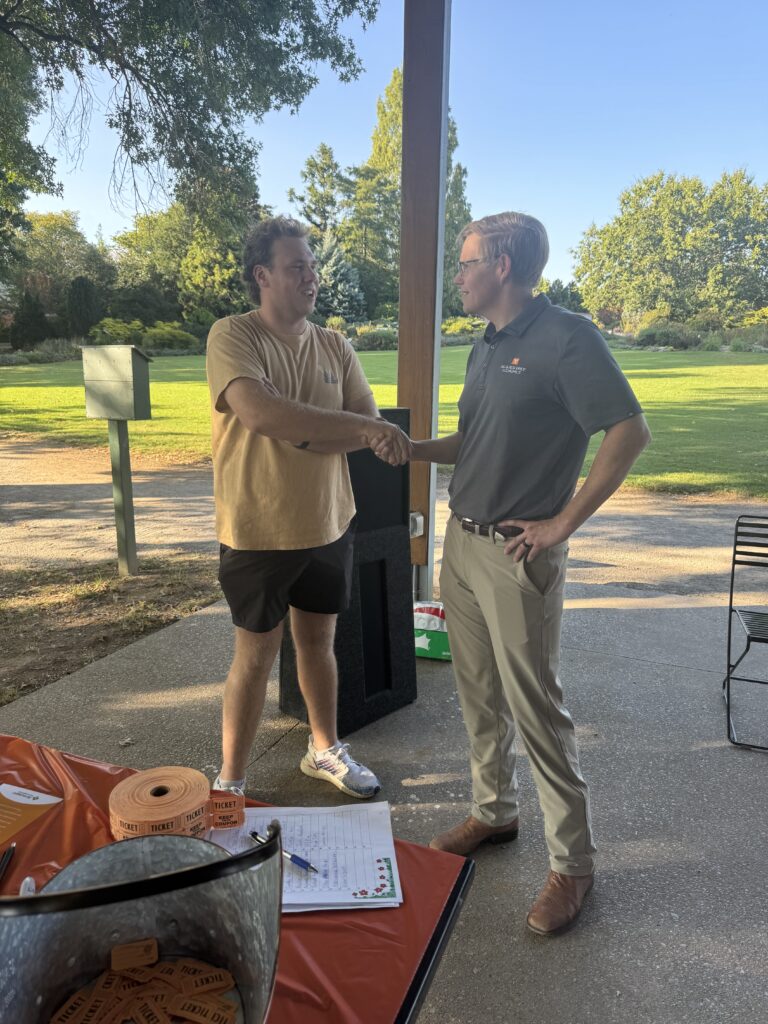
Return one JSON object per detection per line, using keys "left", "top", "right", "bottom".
{"left": 2, "top": 349, "right": 767, "bottom": 496}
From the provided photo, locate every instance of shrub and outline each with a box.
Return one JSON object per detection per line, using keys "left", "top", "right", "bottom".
{"left": 36, "top": 337, "right": 85, "bottom": 360}
{"left": 732, "top": 323, "right": 768, "bottom": 347}
{"left": 688, "top": 308, "right": 726, "bottom": 333}
{"left": 627, "top": 308, "right": 671, "bottom": 334}
{"left": 182, "top": 308, "right": 217, "bottom": 338}
{"left": 351, "top": 327, "right": 398, "bottom": 351}
{"left": 24, "top": 350, "right": 65, "bottom": 364}
{"left": 441, "top": 332, "right": 484, "bottom": 347}
{"left": 89, "top": 318, "right": 145, "bottom": 345}
{"left": 325, "top": 315, "right": 348, "bottom": 333}
{"left": 142, "top": 323, "right": 201, "bottom": 352}
{"left": 441, "top": 316, "right": 486, "bottom": 336}
{"left": 181, "top": 320, "right": 212, "bottom": 341}
{"left": 739, "top": 306, "right": 768, "bottom": 327}
{"left": 729, "top": 337, "right": 752, "bottom": 352}
{"left": 0, "top": 352, "right": 30, "bottom": 366}
{"left": 373, "top": 301, "right": 398, "bottom": 320}
{"left": 697, "top": 333, "right": 724, "bottom": 351}
{"left": 635, "top": 320, "right": 698, "bottom": 350}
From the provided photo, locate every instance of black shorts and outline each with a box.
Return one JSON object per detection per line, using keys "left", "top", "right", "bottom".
{"left": 218, "top": 527, "right": 355, "bottom": 634}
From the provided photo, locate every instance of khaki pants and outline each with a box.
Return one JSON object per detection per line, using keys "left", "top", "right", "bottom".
{"left": 440, "top": 516, "right": 595, "bottom": 875}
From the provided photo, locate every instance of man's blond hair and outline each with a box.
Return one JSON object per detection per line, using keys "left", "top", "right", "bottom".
{"left": 457, "top": 211, "right": 549, "bottom": 288}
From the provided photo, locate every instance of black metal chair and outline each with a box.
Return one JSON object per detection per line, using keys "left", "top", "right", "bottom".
{"left": 723, "top": 515, "right": 768, "bottom": 749}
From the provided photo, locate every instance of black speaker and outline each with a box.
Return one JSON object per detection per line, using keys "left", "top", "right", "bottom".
{"left": 346, "top": 407, "right": 410, "bottom": 532}
{"left": 279, "top": 409, "right": 417, "bottom": 735}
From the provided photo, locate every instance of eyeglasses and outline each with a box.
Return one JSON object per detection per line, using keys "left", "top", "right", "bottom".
{"left": 456, "top": 257, "right": 492, "bottom": 275}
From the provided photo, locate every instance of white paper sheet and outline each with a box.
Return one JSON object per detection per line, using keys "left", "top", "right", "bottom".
{"left": 208, "top": 802, "right": 403, "bottom": 912}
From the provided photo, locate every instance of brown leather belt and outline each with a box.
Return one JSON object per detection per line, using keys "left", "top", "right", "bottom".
{"left": 452, "top": 513, "right": 523, "bottom": 539}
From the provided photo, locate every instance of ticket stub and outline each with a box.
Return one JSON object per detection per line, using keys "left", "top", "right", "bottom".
{"left": 169, "top": 995, "right": 236, "bottom": 1024}
{"left": 129, "top": 996, "right": 173, "bottom": 1024}
{"left": 49, "top": 992, "right": 88, "bottom": 1024}
{"left": 149, "top": 962, "right": 183, "bottom": 990}
{"left": 181, "top": 969, "right": 236, "bottom": 996}
{"left": 75, "top": 994, "right": 112, "bottom": 1024}
{"left": 111, "top": 938, "right": 159, "bottom": 971}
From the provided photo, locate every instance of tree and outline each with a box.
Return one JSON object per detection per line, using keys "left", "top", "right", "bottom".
{"left": 179, "top": 229, "right": 249, "bottom": 322}
{"left": 315, "top": 229, "right": 367, "bottom": 322}
{"left": 109, "top": 283, "right": 179, "bottom": 325}
{"left": 10, "top": 289, "right": 47, "bottom": 349}
{"left": 112, "top": 205, "right": 194, "bottom": 314}
{"left": 66, "top": 276, "right": 102, "bottom": 336}
{"left": 0, "top": 1, "right": 379, "bottom": 223}
{"left": 288, "top": 144, "right": 349, "bottom": 239}
{"left": 338, "top": 66, "right": 472, "bottom": 317}
{"left": 441, "top": 119, "right": 473, "bottom": 316}
{"left": 539, "top": 278, "right": 587, "bottom": 313}
{"left": 339, "top": 164, "right": 400, "bottom": 316}
{"left": 113, "top": 203, "right": 254, "bottom": 324}
{"left": 574, "top": 171, "right": 768, "bottom": 328}
{"left": 14, "top": 211, "right": 113, "bottom": 318}
{"left": 0, "top": 36, "right": 57, "bottom": 280}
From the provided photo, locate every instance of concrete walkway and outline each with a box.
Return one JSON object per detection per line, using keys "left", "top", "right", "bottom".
{"left": 2, "top": 438, "right": 768, "bottom": 1022}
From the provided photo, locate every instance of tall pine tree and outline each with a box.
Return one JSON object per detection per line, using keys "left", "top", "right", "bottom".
{"left": 315, "top": 229, "right": 367, "bottom": 322}
{"left": 288, "top": 144, "right": 348, "bottom": 240}
{"left": 66, "top": 275, "right": 102, "bottom": 336}
{"left": 339, "top": 66, "right": 472, "bottom": 318}
{"left": 11, "top": 289, "right": 48, "bottom": 349}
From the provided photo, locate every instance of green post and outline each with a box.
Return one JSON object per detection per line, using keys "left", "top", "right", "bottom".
{"left": 108, "top": 418, "right": 138, "bottom": 576}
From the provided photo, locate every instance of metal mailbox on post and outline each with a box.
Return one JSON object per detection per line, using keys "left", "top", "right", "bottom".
{"left": 82, "top": 344, "right": 152, "bottom": 576}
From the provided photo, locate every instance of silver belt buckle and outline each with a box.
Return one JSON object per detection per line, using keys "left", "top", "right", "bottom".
{"left": 460, "top": 516, "right": 477, "bottom": 535}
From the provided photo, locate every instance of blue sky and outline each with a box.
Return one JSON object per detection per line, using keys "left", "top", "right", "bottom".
{"left": 27, "top": 0, "right": 768, "bottom": 283}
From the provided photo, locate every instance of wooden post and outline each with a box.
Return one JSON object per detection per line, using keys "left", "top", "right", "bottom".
{"left": 398, "top": 0, "right": 452, "bottom": 600}
{"left": 108, "top": 419, "right": 138, "bottom": 576}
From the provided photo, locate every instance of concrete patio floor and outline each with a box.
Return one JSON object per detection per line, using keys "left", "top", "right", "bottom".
{"left": 2, "top": 439, "right": 768, "bottom": 1022}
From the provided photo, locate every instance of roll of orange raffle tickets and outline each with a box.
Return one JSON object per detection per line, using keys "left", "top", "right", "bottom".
{"left": 109, "top": 767, "right": 244, "bottom": 841}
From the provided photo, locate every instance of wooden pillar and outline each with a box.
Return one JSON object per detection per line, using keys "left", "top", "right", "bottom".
{"left": 398, "top": 0, "right": 452, "bottom": 599}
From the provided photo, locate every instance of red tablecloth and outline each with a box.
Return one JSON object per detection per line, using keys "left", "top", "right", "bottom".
{"left": 0, "top": 735, "right": 466, "bottom": 1023}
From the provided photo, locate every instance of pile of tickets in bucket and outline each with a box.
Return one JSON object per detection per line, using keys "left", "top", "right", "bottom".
{"left": 49, "top": 938, "right": 241, "bottom": 1024}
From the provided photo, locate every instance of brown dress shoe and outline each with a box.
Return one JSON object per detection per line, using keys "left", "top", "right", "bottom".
{"left": 526, "top": 870, "right": 594, "bottom": 936}
{"left": 429, "top": 815, "right": 519, "bottom": 856}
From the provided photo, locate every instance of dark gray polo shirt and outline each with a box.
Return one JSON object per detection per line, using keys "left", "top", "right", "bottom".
{"left": 449, "top": 294, "right": 642, "bottom": 524}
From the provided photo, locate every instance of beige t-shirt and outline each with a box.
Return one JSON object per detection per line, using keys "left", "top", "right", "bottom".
{"left": 206, "top": 310, "right": 374, "bottom": 550}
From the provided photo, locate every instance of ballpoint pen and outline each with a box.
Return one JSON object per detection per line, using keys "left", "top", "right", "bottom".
{"left": 250, "top": 830, "right": 318, "bottom": 873}
{"left": 0, "top": 842, "right": 16, "bottom": 885}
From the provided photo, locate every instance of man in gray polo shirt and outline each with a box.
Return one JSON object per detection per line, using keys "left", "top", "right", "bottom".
{"left": 377, "top": 211, "right": 650, "bottom": 935}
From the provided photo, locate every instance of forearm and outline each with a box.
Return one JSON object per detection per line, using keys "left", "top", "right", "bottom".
{"left": 226, "top": 379, "right": 377, "bottom": 446}
{"left": 560, "top": 416, "right": 651, "bottom": 533}
{"left": 411, "top": 432, "right": 464, "bottom": 465}
{"left": 302, "top": 437, "right": 370, "bottom": 454}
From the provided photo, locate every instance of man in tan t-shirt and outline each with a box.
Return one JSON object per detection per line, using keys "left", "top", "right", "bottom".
{"left": 206, "top": 216, "right": 410, "bottom": 799}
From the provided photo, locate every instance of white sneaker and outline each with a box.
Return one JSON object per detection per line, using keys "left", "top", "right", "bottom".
{"left": 212, "top": 775, "right": 245, "bottom": 797}
{"left": 300, "top": 738, "right": 381, "bottom": 799}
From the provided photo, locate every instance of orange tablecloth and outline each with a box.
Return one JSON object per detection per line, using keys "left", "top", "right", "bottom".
{"left": 0, "top": 735, "right": 469, "bottom": 1023}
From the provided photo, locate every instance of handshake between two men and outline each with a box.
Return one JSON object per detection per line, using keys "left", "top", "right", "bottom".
{"left": 255, "top": 374, "right": 414, "bottom": 467}
{"left": 366, "top": 421, "right": 412, "bottom": 467}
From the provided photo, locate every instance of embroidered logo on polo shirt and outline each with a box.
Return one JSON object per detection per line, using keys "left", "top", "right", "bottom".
{"left": 500, "top": 357, "right": 526, "bottom": 375}
{"left": 322, "top": 369, "right": 339, "bottom": 384}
